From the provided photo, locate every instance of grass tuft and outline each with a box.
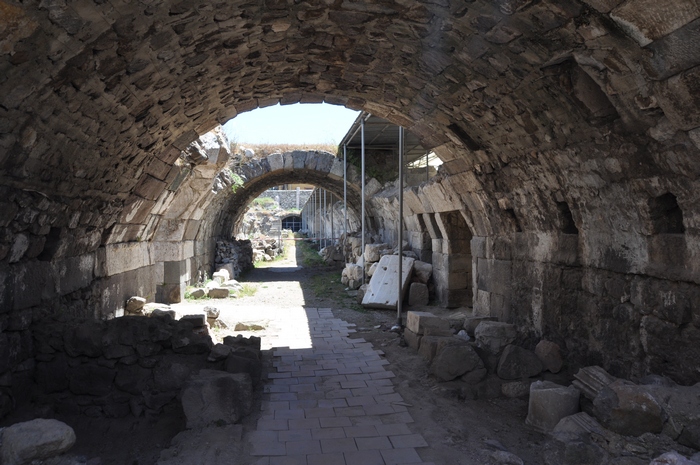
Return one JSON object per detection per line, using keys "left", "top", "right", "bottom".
{"left": 295, "top": 238, "right": 328, "bottom": 267}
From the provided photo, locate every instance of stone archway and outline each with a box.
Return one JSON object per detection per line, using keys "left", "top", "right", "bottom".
{"left": 0, "top": 0, "right": 699, "bottom": 389}
{"left": 210, "top": 150, "right": 376, "bottom": 239}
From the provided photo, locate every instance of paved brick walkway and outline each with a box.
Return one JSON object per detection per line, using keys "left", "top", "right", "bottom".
{"left": 246, "top": 308, "right": 435, "bottom": 465}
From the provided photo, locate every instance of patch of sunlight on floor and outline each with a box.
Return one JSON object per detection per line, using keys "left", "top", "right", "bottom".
{"left": 171, "top": 281, "right": 312, "bottom": 350}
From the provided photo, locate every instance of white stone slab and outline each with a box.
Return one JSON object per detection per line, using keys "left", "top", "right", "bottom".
{"left": 362, "top": 255, "right": 414, "bottom": 309}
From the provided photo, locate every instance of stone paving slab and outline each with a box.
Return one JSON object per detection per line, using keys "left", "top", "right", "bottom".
{"left": 244, "top": 308, "right": 431, "bottom": 464}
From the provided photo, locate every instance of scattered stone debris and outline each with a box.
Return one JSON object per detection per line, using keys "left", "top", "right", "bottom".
{"left": 339, "top": 240, "right": 434, "bottom": 303}
{"left": 320, "top": 244, "right": 345, "bottom": 265}
{"left": 187, "top": 267, "right": 244, "bottom": 300}
{"left": 341, "top": 263, "right": 364, "bottom": 290}
{"left": 399, "top": 310, "right": 700, "bottom": 465}
{"left": 215, "top": 239, "right": 253, "bottom": 278}
{"left": 362, "top": 255, "right": 415, "bottom": 309}
{"left": 125, "top": 296, "right": 146, "bottom": 315}
{"left": 251, "top": 237, "right": 283, "bottom": 262}
{"left": 207, "top": 287, "right": 229, "bottom": 299}
{"left": 0, "top": 418, "right": 76, "bottom": 465}
{"left": 526, "top": 381, "right": 580, "bottom": 433}
{"left": 31, "top": 309, "right": 261, "bottom": 422}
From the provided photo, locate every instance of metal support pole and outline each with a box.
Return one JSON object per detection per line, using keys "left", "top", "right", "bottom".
{"left": 397, "top": 126, "right": 405, "bottom": 326}
{"left": 322, "top": 189, "right": 326, "bottom": 249}
{"left": 323, "top": 189, "right": 332, "bottom": 246}
{"left": 426, "top": 151, "right": 429, "bottom": 182}
{"left": 330, "top": 193, "right": 335, "bottom": 245}
{"left": 361, "top": 117, "right": 366, "bottom": 283}
{"left": 343, "top": 144, "right": 348, "bottom": 243}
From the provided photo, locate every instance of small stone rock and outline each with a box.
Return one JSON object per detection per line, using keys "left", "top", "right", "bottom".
{"left": 501, "top": 380, "right": 531, "bottom": 398}
{"left": 649, "top": 451, "right": 700, "bottom": 465}
{"left": 142, "top": 302, "right": 172, "bottom": 316}
{"left": 212, "top": 269, "right": 230, "bottom": 284}
{"left": 474, "top": 321, "right": 517, "bottom": 354}
{"left": 497, "top": 345, "right": 543, "bottom": 380}
{"left": 461, "top": 367, "right": 488, "bottom": 385}
{"left": 221, "top": 279, "right": 242, "bottom": 290}
{"left": 463, "top": 316, "right": 498, "bottom": 336}
{"left": 180, "top": 314, "right": 206, "bottom": 326}
{"left": 403, "top": 328, "right": 422, "bottom": 350}
{"left": 0, "top": 419, "right": 76, "bottom": 465}
{"left": 357, "top": 284, "right": 368, "bottom": 304}
{"left": 406, "top": 311, "right": 450, "bottom": 335}
{"left": 364, "top": 243, "right": 387, "bottom": 262}
{"left": 430, "top": 342, "right": 483, "bottom": 381}
{"left": 204, "top": 306, "right": 220, "bottom": 320}
{"left": 125, "top": 296, "right": 146, "bottom": 314}
{"left": 208, "top": 343, "right": 233, "bottom": 362}
{"left": 367, "top": 262, "right": 378, "bottom": 277}
{"left": 412, "top": 260, "right": 433, "bottom": 284}
{"left": 592, "top": 381, "right": 664, "bottom": 437}
{"left": 526, "top": 381, "right": 581, "bottom": 433}
{"left": 189, "top": 288, "right": 206, "bottom": 299}
{"left": 535, "top": 340, "right": 563, "bottom": 373}
{"left": 408, "top": 282, "right": 429, "bottom": 306}
{"left": 208, "top": 287, "right": 230, "bottom": 299}
{"left": 150, "top": 309, "right": 176, "bottom": 320}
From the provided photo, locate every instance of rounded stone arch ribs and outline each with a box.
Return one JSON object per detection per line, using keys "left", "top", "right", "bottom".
{"left": 212, "top": 151, "right": 375, "bottom": 239}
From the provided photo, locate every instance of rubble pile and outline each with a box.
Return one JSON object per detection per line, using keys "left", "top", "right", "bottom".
{"left": 31, "top": 310, "right": 262, "bottom": 421}
{"left": 215, "top": 239, "right": 253, "bottom": 278}
{"left": 319, "top": 244, "right": 344, "bottom": 265}
{"left": 187, "top": 268, "right": 243, "bottom": 300}
{"left": 237, "top": 207, "right": 280, "bottom": 238}
{"left": 251, "top": 237, "right": 283, "bottom": 262}
{"left": 341, "top": 242, "right": 433, "bottom": 302}
{"left": 403, "top": 310, "right": 700, "bottom": 465}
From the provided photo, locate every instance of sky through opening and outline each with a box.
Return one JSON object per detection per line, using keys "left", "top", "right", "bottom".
{"left": 223, "top": 103, "right": 360, "bottom": 145}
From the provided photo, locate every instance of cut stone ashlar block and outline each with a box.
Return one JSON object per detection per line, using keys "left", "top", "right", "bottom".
{"left": 406, "top": 311, "right": 450, "bottom": 335}
{"left": 526, "top": 381, "right": 581, "bottom": 433}
{"left": 474, "top": 321, "right": 517, "bottom": 354}
{"left": 362, "top": 255, "right": 415, "bottom": 309}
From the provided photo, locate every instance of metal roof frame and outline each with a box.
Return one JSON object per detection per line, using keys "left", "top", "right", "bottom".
{"left": 338, "top": 111, "right": 429, "bottom": 165}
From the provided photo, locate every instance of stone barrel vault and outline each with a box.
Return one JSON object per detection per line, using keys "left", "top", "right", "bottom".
{"left": 0, "top": 0, "right": 699, "bottom": 416}
{"left": 210, "top": 150, "right": 373, "bottom": 239}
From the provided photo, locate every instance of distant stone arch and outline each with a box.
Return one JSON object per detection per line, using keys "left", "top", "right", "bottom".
{"left": 211, "top": 151, "right": 381, "bottom": 239}
{"left": 281, "top": 215, "right": 302, "bottom": 232}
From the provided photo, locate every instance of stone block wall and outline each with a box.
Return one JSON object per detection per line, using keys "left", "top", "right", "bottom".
{"left": 31, "top": 314, "right": 260, "bottom": 419}
{"left": 260, "top": 189, "right": 312, "bottom": 211}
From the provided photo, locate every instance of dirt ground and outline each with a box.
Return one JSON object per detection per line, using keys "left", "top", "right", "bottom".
{"left": 4, "top": 239, "right": 551, "bottom": 465}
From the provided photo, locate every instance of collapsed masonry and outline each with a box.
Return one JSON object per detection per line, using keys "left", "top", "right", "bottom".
{"left": 405, "top": 310, "right": 700, "bottom": 465}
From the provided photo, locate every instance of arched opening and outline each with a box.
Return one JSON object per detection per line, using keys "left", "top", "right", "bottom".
{"left": 1, "top": 1, "right": 700, "bottom": 461}
{"left": 281, "top": 215, "right": 302, "bottom": 232}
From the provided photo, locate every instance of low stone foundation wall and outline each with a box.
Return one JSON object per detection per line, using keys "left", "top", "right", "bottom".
{"left": 31, "top": 314, "right": 261, "bottom": 419}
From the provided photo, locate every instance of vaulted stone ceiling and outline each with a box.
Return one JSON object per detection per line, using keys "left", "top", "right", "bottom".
{"left": 3, "top": 0, "right": 696, "bottom": 209}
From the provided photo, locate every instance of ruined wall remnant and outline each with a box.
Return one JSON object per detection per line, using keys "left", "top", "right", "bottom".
{"left": 32, "top": 313, "right": 261, "bottom": 419}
